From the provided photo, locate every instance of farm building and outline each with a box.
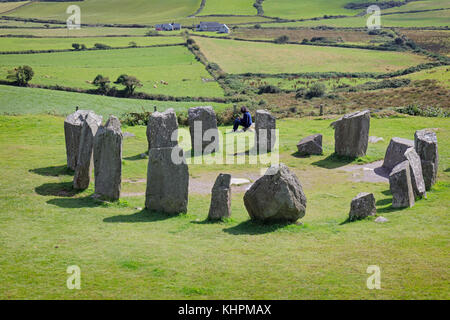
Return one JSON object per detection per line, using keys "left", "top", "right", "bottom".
{"left": 155, "top": 23, "right": 180, "bottom": 31}
{"left": 196, "top": 22, "right": 230, "bottom": 33}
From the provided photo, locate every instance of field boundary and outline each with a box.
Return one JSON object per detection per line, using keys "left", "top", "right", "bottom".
{"left": 188, "top": 0, "right": 206, "bottom": 17}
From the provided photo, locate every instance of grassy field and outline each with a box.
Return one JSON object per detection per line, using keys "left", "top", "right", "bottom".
{"left": 399, "top": 29, "right": 450, "bottom": 56}
{"left": 0, "top": 1, "right": 29, "bottom": 14}
{"left": 0, "top": 46, "right": 225, "bottom": 98}
{"left": 0, "top": 36, "right": 184, "bottom": 52}
{"left": 193, "top": 37, "right": 430, "bottom": 74}
{"left": 399, "top": 65, "right": 450, "bottom": 87}
{"left": 200, "top": 0, "right": 257, "bottom": 16}
{"left": 0, "top": 113, "right": 448, "bottom": 299}
{"left": 6, "top": 0, "right": 201, "bottom": 25}
{"left": 0, "top": 85, "right": 230, "bottom": 119}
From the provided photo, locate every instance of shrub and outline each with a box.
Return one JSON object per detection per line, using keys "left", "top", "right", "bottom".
{"left": 72, "top": 43, "right": 81, "bottom": 50}
{"left": 305, "top": 83, "right": 326, "bottom": 99}
{"left": 258, "top": 84, "right": 281, "bottom": 94}
{"left": 92, "top": 74, "right": 110, "bottom": 94}
{"left": 274, "top": 35, "right": 289, "bottom": 44}
{"left": 146, "top": 30, "right": 159, "bottom": 36}
{"left": 114, "top": 74, "right": 142, "bottom": 96}
{"left": 186, "top": 38, "right": 195, "bottom": 45}
{"left": 295, "top": 87, "right": 307, "bottom": 99}
{"left": 6, "top": 65, "right": 34, "bottom": 86}
{"left": 128, "top": 41, "right": 137, "bottom": 48}
{"left": 94, "top": 43, "right": 111, "bottom": 49}
{"left": 397, "top": 105, "right": 449, "bottom": 117}
{"left": 254, "top": 24, "right": 261, "bottom": 29}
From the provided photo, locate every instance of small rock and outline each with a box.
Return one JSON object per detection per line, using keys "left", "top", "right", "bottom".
{"left": 375, "top": 216, "right": 388, "bottom": 223}
{"left": 296, "top": 134, "right": 323, "bottom": 156}
{"left": 349, "top": 192, "right": 376, "bottom": 220}
{"left": 230, "top": 178, "right": 251, "bottom": 186}
{"left": 369, "top": 136, "right": 384, "bottom": 143}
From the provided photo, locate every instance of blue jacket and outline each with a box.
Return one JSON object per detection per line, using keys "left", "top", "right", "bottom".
{"left": 242, "top": 112, "right": 252, "bottom": 128}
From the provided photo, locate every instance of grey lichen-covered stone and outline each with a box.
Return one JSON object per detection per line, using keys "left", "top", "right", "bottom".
{"left": 244, "top": 163, "right": 306, "bottom": 223}
{"left": 255, "top": 110, "right": 276, "bottom": 153}
{"left": 389, "top": 160, "right": 415, "bottom": 208}
{"left": 146, "top": 108, "right": 178, "bottom": 150}
{"left": 382, "top": 137, "right": 414, "bottom": 171}
{"left": 404, "top": 147, "right": 426, "bottom": 198}
{"left": 414, "top": 129, "right": 438, "bottom": 191}
{"left": 349, "top": 192, "right": 376, "bottom": 221}
{"left": 73, "top": 112, "right": 102, "bottom": 190}
{"left": 145, "top": 146, "right": 189, "bottom": 214}
{"left": 296, "top": 134, "right": 323, "bottom": 156}
{"left": 64, "top": 110, "right": 91, "bottom": 170}
{"left": 94, "top": 115, "right": 123, "bottom": 201}
{"left": 188, "top": 106, "right": 219, "bottom": 154}
{"left": 208, "top": 174, "right": 231, "bottom": 220}
{"left": 334, "top": 110, "right": 370, "bottom": 157}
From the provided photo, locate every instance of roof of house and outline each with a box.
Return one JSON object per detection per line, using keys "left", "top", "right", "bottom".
{"left": 199, "top": 22, "right": 222, "bottom": 27}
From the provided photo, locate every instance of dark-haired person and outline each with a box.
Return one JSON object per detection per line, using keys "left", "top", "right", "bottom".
{"left": 233, "top": 107, "right": 252, "bottom": 132}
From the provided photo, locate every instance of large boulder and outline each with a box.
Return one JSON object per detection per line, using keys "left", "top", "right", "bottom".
{"left": 188, "top": 106, "right": 219, "bottom": 154}
{"left": 296, "top": 134, "right": 322, "bottom": 156}
{"left": 334, "top": 110, "right": 370, "bottom": 157}
{"left": 64, "top": 110, "right": 91, "bottom": 170}
{"left": 389, "top": 160, "right": 415, "bottom": 208}
{"left": 414, "top": 129, "right": 438, "bottom": 191}
{"left": 146, "top": 108, "right": 178, "bottom": 150}
{"left": 73, "top": 112, "right": 102, "bottom": 190}
{"left": 404, "top": 147, "right": 426, "bottom": 198}
{"left": 145, "top": 146, "right": 189, "bottom": 214}
{"left": 382, "top": 137, "right": 414, "bottom": 171}
{"left": 208, "top": 174, "right": 232, "bottom": 220}
{"left": 244, "top": 164, "right": 306, "bottom": 223}
{"left": 349, "top": 192, "right": 376, "bottom": 221}
{"left": 93, "top": 115, "right": 123, "bottom": 201}
{"left": 255, "top": 110, "right": 276, "bottom": 153}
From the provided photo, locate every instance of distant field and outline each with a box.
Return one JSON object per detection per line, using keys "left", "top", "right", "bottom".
{"left": 0, "top": 46, "right": 224, "bottom": 98}
{"left": 200, "top": 0, "right": 257, "bottom": 16}
{"left": 399, "top": 29, "right": 450, "bottom": 56}
{"left": 0, "top": 85, "right": 230, "bottom": 118}
{"left": 0, "top": 36, "right": 184, "bottom": 52}
{"left": 193, "top": 37, "right": 430, "bottom": 74}
{"left": 401, "top": 66, "right": 450, "bottom": 87}
{"left": 251, "top": 8, "right": 450, "bottom": 28}
{"left": 7, "top": 0, "right": 201, "bottom": 24}
{"left": 0, "top": 1, "right": 29, "bottom": 14}
{"left": 0, "top": 26, "right": 153, "bottom": 37}
{"left": 383, "top": 0, "right": 450, "bottom": 13}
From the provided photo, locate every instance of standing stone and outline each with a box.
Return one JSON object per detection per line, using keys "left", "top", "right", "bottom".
{"left": 255, "top": 110, "right": 276, "bottom": 153}
{"left": 334, "top": 110, "right": 370, "bottom": 157}
{"left": 244, "top": 164, "right": 306, "bottom": 223}
{"left": 296, "top": 134, "right": 323, "bottom": 156}
{"left": 73, "top": 112, "right": 102, "bottom": 190}
{"left": 404, "top": 147, "right": 426, "bottom": 198}
{"left": 382, "top": 137, "right": 414, "bottom": 171}
{"left": 389, "top": 160, "right": 415, "bottom": 208}
{"left": 349, "top": 192, "right": 376, "bottom": 221}
{"left": 208, "top": 174, "right": 231, "bottom": 220}
{"left": 94, "top": 115, "right": 123, "bottom": 201}
{"left": 146, "top": 108, "right": 178, "bottom": 150}
{"left": 415, "top": 129, "right": 438, "bottom": 191}
{"left": 145, "top": 146, "right": 189, "bottom": 214}
{"left": 188, "top": 106, "right": 219, "bottom": 154}
{"left": 64, "top": 110, "right": 91, "bottom": 170}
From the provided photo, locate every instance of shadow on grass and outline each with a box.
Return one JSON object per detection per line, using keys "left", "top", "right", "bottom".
{"left": 311, "top": 153, "right": 356, "bottom": 169}
{"left": 376, "top": 198, "right": 392, "bottom": 206}
{"left": 103, "top": 209, "right": 177, "bottom": 223}
{"left": 123, "top": 153, "right": 146, "bottom": 161}
{"left": 377, "top": 205, "right": 409, "bottom": 214}
{"left": 29, "top": 165, "right": 73, "bottom": 177}
{"left": 381, "top": 189, "right": 392, "bottom": 196}
{"left": 35, "top": 182, "right": 82, "bottom": 197}
{"left": 445, "top": 168, "right": 450, "bottom": 172}
{"left": 223, "top": 220, "right": 292, "bottom": 235}
{"left": 47, "top": 196, "right": 101, "bottom": 208}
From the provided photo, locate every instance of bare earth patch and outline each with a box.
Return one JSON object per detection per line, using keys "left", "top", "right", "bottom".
{"left": 341, "top": 160, "right": 389, "bottom": 183}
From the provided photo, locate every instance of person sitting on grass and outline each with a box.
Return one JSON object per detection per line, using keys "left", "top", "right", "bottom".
{"left": 233, "top": 107, "right": 252, "bottom": 132}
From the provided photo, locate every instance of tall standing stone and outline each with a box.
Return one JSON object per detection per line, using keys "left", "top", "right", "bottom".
{"left": 382, "top": 137, "right": 414, "bottom": 171}
{"left": 334, "top": 110, "right": 370, "bottom": 157}
{"left": 64, "top": 110, "right": 90, "bottom": 170}
{"left": 188, "top": 106, "right": 219, "bottom": 154}
{"left": 415, "top": 129, "right": 438, "bottom": 191}
{"left": 404, "top": 147, "right": 426, "bottom": 198}
{"left": 145, "top": 146, "right": 189, "bottom": 214}
{"left": 73, "top": 112, "right": 102, "bottom": 190}
{"left": 255, "top": 109, "right": 276, "bottom": 153}
{"left": 244, "top": 164, "right": 306, "bottom": 223}
{"left": 389, "top": 160, "right": 415, "bottom": 208}
{"left": 208, "top": 174, "right": 232, "bottom": 220}
{"left": 146, "top": 108, "right": 178, "bottom": 150}
{"left": 94, "top": 115, "right": 123, "bottom": 201}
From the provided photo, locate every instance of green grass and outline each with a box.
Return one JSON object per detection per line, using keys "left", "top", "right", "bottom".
{"left": 200, "top": 0, "right": 257, "bottom": 16}
{"left": 400, "top": 66, "right": 450, "bottom": 87}
{"left": 0, "top": 27, "right": 153, "bottom": 37}
{"left": 0, "top": 113, "right": 449, "bottom": 299}
{"left": 0, "top": 1, "right": 29, "bottom": 14}
{"left": 193, "top": 37, "right": 430, "bottom": 74}
{"left": 0, "top": 36, "right": 184, "bottom": 52}
{"left": 0, "top": 46, "right": 225, "bottom": 98}
{"left": 6, "top": 0, "right": 201, "bottom": 25}
{"left": 0, "top": 85, "right": 231, "bottom": 119}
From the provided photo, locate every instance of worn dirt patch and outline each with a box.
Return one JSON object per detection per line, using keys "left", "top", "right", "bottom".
{"left": 340, "top": 160, "right": 389, "bottom": 183}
